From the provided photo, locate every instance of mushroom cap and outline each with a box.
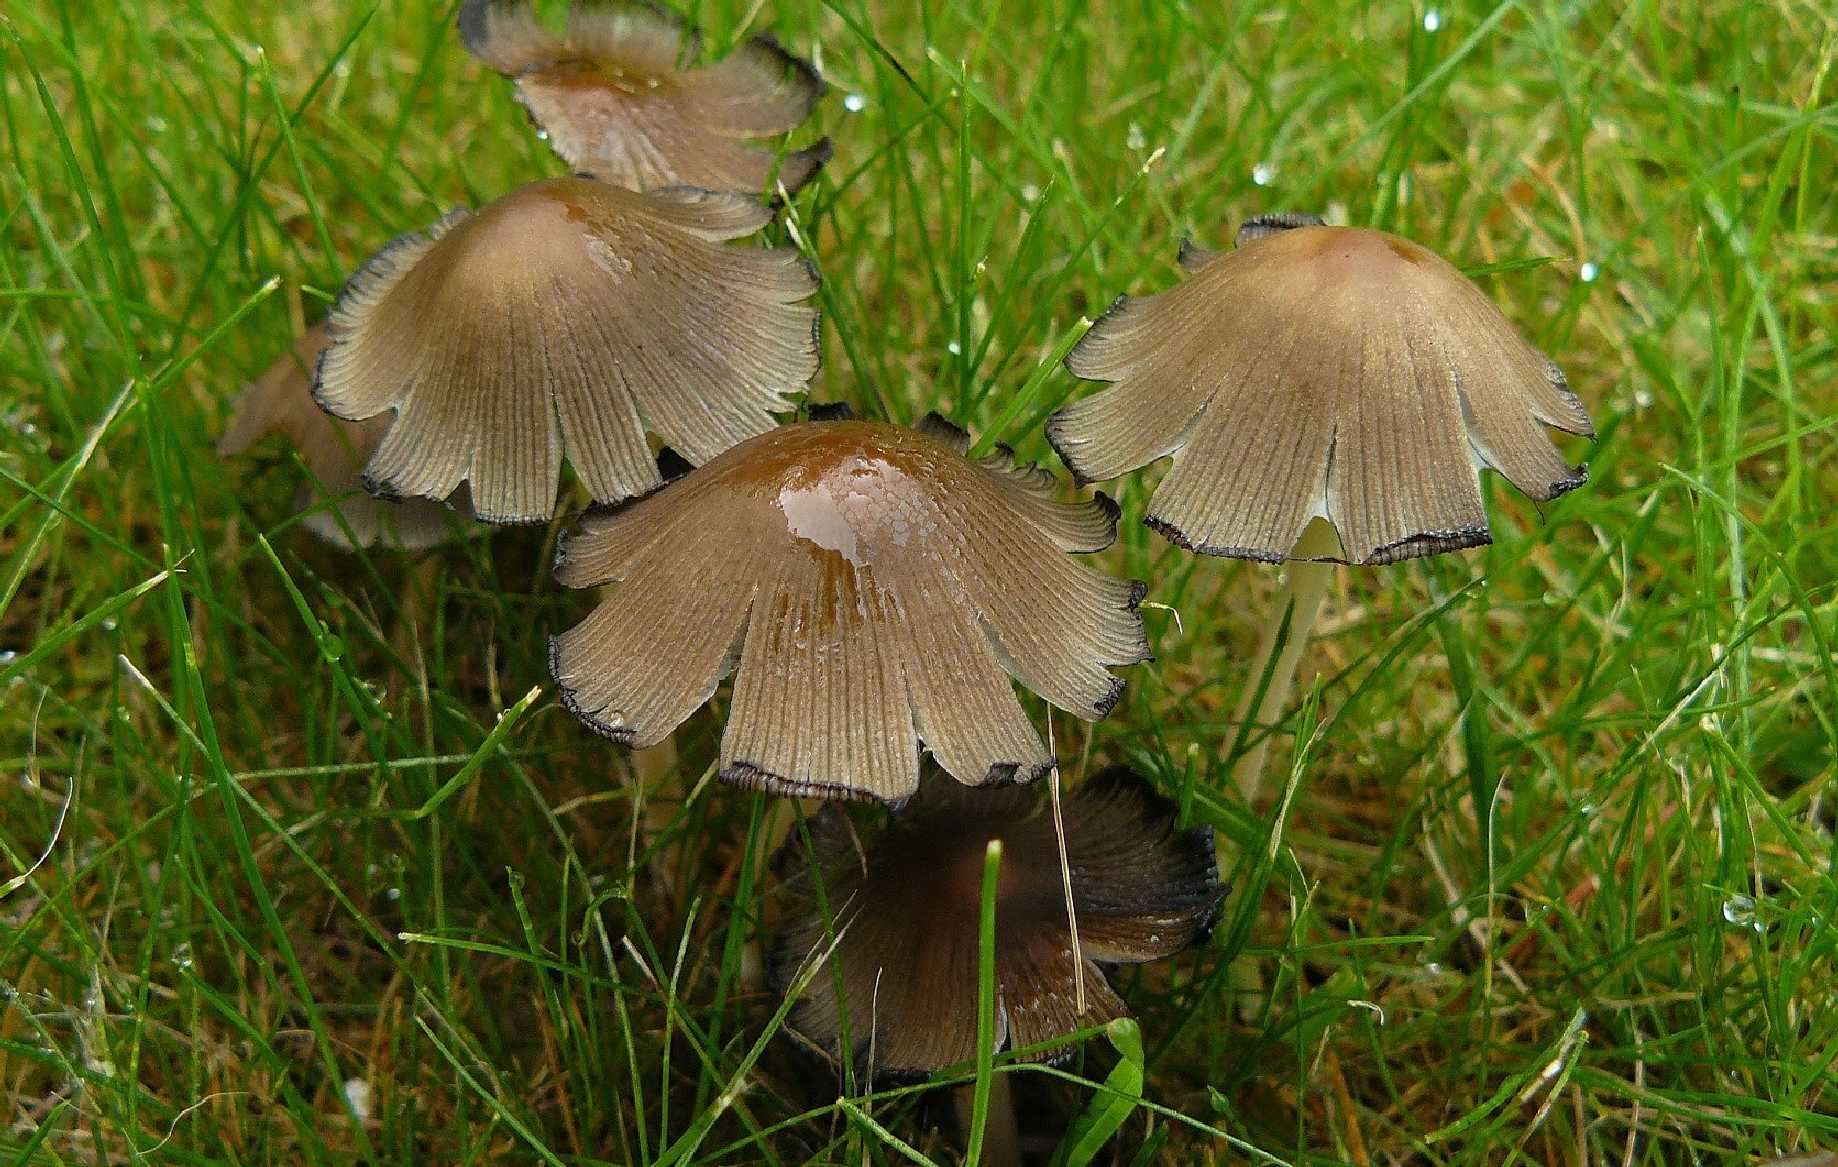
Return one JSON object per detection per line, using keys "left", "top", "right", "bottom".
{"left": 219, "top": 323, "right": 474, "bottom": 550}
{"left": 768, "top": 764, "right": 1222, "bottom": 1077}
{"left": 549, "top": 412, "right": 1150, "bottom": 803}
{"left": 313, "top": 177, "right": 820, "bottom": 524}
{"left": 459, "top": 0, "right": 830, "bottom": 195}
{"left": 1048, "top": 215, "right": 1596, "bottom": 566}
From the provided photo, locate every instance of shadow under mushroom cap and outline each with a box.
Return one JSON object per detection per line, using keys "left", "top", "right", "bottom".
{"left": 312, "top": 177, "right": 819, "bottom": 525}
{"left": 767, "top": 764, "right": 1222, "bottom": 1077}
{"left": 460, "top": 0, "right": 830, "bottom": 196}
{"left": 219, "top": 323, "right": 476, "bottom": 551}
{"left": 1049, "top": 217, "right": 1596, "bottom": 566}
{"left": 549, "top": 415, "right": 1150, "bottom": 803}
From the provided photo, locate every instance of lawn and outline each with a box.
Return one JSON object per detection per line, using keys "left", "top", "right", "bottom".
{"left": 3, "top": 0, "right": 1835, "bottom": 1163}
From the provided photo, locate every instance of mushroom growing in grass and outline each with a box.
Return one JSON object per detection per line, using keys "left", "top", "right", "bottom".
{"left": 1047, "top": 213, "right": 1595, "bottom": 799}
{"left": 312, "top": 176, "right": 820, "bottom": 524}
{"left": 549, "top": 409, "right": 1151, "bottom": 804}
{"left": 460, "top": 0, "right": 831, "bottom": 196}
{"left": 219, "top": 322, "right": 474, "bottom": 550}
{"left": 767, "top": 763, "right": 1222, "bottom": 1076}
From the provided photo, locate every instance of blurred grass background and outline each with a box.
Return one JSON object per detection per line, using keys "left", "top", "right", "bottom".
{"left": 2, "top": 0, "right": 1835, "bottom": 1162}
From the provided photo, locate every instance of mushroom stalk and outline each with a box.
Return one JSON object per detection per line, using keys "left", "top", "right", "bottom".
{"left": 1228, "top": 518, "right": 1339, "bottom": 803}
{"left": 632, "top": 737, "right": 681, "bottom": 890}
{"left": 954, "top": 1073, "right": 1020, "bottom": 1167}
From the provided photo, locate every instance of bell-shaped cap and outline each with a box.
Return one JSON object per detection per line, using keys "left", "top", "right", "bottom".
{"left": 768, "top": 764, "right": 1222, "bottom": 1076}
{"left": 219, "top": 323, "right": 473, "bottom": 550}
{"left": 459, "top": 0, "right": 830, "bottom": 195}
{"left": 312, "top": 177, "right": 820, "bottom": 524}
{"left": 549, "top": 412, "right": 1150, "bottom": 803}
{"left": 1048, "top": 214, "right": 1596, "bottom": 566}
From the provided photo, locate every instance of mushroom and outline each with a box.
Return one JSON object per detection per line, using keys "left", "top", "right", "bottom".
{"left": 312, "top": 176, "right": 821, "bottom": 524}
{"left": 767, "top": 762, "right": 1222, "bottom": 1076}
{"left": 459, "top": 0, "right": 831, "bottom": 196}
{"left": 549, "top": 410, "right": 1151, "bottom": 803}
{"left": 219, "top": 322, "right": 473, "bottom": 550}
{"left": 1047, "top": 213, "right": 1595, "bottom": 797}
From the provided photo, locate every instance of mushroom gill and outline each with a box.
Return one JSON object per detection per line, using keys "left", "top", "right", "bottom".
{"left": 1048, "top": 213, "right": 1596, "bottom": 566}
{"left": 219, "top": 323, "right": 472, "bottom": 550}
{"left": 768, "top": 764, "right": 1222, "bottom": 1076}
{"left": 312, "top": 177, "right": 820, "bottom": 524}
{"left": 549, "top": 412, "right": 1150, "bottom": 803}
{"left": 460, "top": 0, "right": 830, "bottom": 195}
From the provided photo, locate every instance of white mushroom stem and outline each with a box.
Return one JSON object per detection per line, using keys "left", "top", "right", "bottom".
{"left": 631, "top": 738, "right": 681, "bottom": 891}
{"left": 1228, "top": 518, "right": 1340, "bottom": 803}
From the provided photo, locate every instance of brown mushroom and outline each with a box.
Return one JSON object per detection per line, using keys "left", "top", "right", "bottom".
{"left": 549, "top": 411, "right": 1150, "bottom": 803}
{"left": 1048, "top": 214, "right": 1595, "bottom": 799}
{"left": 460, "top": 0, "right": 830, "bottom": 196}
{"left": 312, "top": 177, "right": 820, "bottom": 524}
{"left": 768, "top": 763, "right": 1222, "bottom": 1076}
{"left": 1048, "top": 212, "right": 1594, "bottom": 567}
{"left": 219, "top": 323, "right": 473, "bottom": 550}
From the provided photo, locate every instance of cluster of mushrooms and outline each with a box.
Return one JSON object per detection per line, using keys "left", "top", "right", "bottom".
{"left": 222, "top": 0, "right": 1593, "bottom": 1117}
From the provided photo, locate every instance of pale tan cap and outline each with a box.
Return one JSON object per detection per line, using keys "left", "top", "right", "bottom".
{"left": 549, "top": 413, "right": 1150, "bottom": 803}
{"left": 220, "top": 322, "right": 473, "bottom": 550}
{"left": 312, "top": 177, "right": 820, "bottom": 524}
{"left": 460, "top": 0, "right": 830, "bottom": 195}
{"left": 1049, "top": 214, "right": 1595, "bottom": 565}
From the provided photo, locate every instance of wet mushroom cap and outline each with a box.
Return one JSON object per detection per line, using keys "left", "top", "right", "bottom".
{"left": 1048, "top": 215, "right": 1596, "bottom": 566}
{"left": 219, "top": 323, "right": 473, "bottom": 550}
{"left": 768, "top": 764, "right": 1222, "bottom": 1076}
{"left": 312, "top": 176, "right": 820, "bottom": 524}
{"left": 549, "top": 413, "right": 1150, "bottom": 803}
{"left": 460, "top": 0, "right": 830, "bottom": 195}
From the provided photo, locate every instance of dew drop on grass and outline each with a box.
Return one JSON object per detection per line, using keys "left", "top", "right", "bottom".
{"left": 1252, "top": 162, "right": 1277, "bottom": 186}
{"left": 947, "top": 341, "right": 962, "bottom": 356}
{"left": 1423, "top": 9, "right": 1442, "bottom": 32}
{"left": 843, "top": 93, "right": 867, "bottom": 113}
{"left": 1722, "top": 895, "right": 1756, "bottom": 927}
{"left": 1579, "top": 261, "right": 1599, "bottom": 282}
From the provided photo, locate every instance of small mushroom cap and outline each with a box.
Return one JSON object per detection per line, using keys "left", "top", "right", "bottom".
{"left": 1049, "top": 216, "right": 1596, "bottom": 566}
{"left": 768, "top": 764, "right": 1222, "bottom": 1077}
{"left": 549, "top": 414, "right": 1150, "bottom": 803}
{"left": 219, "top": 323, "right": 474, "bottom": 550}
{"left": 313, "top": 177, "right": 820, "bottom": 524}
{"left": 460, "top": 0, "right": 830, "bottom": 195}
